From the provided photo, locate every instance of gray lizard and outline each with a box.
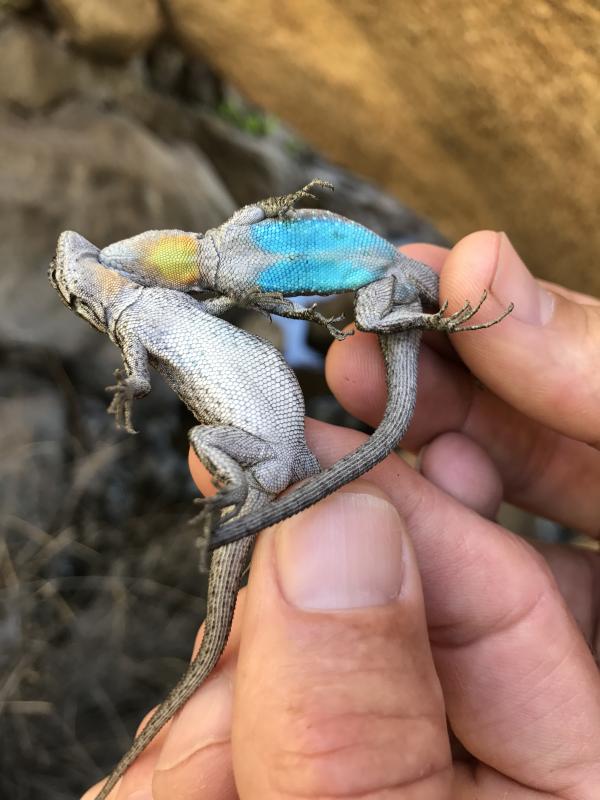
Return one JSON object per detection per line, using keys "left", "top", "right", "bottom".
{"left": 98, "top": 180, "right": 513, "bottom": 551}
{"left": 49, "top": 231, "right": 323, "bottom": 799}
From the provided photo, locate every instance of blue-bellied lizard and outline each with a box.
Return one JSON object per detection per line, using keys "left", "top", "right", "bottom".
{"left": 50, "top": 212, "right": 507, "bottom": 798}
{"left": 99, "top": 179, "right": 512, "bottom": 551}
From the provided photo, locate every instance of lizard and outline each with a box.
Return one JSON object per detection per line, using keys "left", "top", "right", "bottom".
{"left": 97, "top": 179, "right": 513, "bottom": 552}
{"left": 49, "top": 230, "right": 323, "bottom": 799}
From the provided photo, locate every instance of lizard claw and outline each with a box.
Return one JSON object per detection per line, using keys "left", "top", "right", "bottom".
{"left": 326, "top": 316, "right": 354, "bottom": 341}
{"left": 258, "top": 178, "right": 334, "bottom": 218}
{"left": 106, "top": 369, "right": 138, "bottom": 434}
{"left": 306, "top": 305, "right": 353, "bottom": 340}
{"left": 427, "top": 290, "right": 514, "bottom": 333}
{"left": 190, "top": 490, "right": 245, "bottom": 525}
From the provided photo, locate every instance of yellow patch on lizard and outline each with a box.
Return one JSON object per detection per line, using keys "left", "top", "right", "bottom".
{"left": 147, "top": 234, "right": 199, "bottom": 288}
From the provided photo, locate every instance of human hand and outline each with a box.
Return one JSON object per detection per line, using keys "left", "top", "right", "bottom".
{"left": 86, "top": 231, "right": 600, "bottom": 799}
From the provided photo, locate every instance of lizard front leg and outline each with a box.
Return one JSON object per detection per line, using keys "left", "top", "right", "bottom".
{"left": 258, "top": 178, "right": 334, "bottom": 218}
{"left": 106, "top": 335, "right": 151, "bottom": 434}
{"left": 223, "top": 178, "right": 334, "bottom": 228}
{"left": 238, "top": 288, "right": 352, "bottom": 340}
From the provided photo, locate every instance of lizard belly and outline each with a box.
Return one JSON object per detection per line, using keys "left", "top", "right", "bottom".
{"left": 133, "top": 292, "right": 306, "bottom": 445}
{"left": 249, "top": 212, "right": 396, "bottom": 295}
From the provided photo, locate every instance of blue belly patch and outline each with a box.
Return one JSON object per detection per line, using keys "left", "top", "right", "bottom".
{"left": 253, "top": 216, "right": 395, "bottom": 294}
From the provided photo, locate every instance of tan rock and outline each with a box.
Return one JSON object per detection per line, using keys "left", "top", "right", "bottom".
{"left": 48, "top": 0, "right": 163, "bottom": 58}
{"left": 168, "top": 0, "right": 600, "bottom": 295}
{"left": 0, "top": 20, "right": 77, "bottom": 109}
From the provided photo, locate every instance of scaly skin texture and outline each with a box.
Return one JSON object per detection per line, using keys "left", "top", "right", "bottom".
{"left": 49, "top": 218, "right": 505, "bottom": 798}
{"left": 98, "top": 180, "right": 512, "bottom": 550}
{"left": 49, "top": 232, "right": 320, "bottom": 800}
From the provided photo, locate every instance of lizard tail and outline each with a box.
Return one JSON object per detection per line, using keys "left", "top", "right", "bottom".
{"left": 94, "top": 531, "right": 256, "bottom": 800}
{"left": 210, "top": 329, "right": 421, "bottom": 549}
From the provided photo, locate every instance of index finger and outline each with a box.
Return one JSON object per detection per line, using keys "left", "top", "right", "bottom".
{"left": 441, "top": 230, "right": 600, "bottom": 447}
{"left": 326, "top": 234, "right": 600, "bottom": 533}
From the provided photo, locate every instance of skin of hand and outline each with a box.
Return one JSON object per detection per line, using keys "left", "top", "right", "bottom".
{"left": 84, "top": 231, "right": 600, "bottom": 800}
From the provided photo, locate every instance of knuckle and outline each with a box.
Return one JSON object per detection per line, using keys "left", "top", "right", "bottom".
{"left": 264, "top": 682, "right": 450, "bottom": 798}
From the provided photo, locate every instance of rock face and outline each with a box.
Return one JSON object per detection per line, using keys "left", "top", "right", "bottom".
{"left": 167, "top": 0, "right": 600, "bottom": 295}
{"left": 0, "top": 105, "right": 233, "bottom": 355}
{"left": 47, "top": 0, "right": 163, "bottom": 57}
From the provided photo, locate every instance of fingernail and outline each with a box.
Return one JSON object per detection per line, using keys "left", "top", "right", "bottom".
{"left": 493, "top": 232, "right": 554, "bottom": 325}
{"left": 276, "top": 488, "right": 405, "bottom": 610}
{"left": 155, "top": 669, "right": 232, "bottom": 771}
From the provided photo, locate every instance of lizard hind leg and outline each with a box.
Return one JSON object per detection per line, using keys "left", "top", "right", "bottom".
{"left": 354, "top": 276, "right": 424, "bottom": 334}
{"left": 188, "top": 424, "right": 277, "bottom": 519}
{"left": 93, "top": 486, "right": 268, "bottom": 800}
{"left": 187, "top": 424, "right": 279, "bottom": 566}
{"left": 355, "top": 278, "right": 513, "bottom": 335}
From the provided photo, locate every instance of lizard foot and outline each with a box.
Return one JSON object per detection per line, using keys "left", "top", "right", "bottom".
{"left": 190, "top": 489, "right": 245, "bottom": 525}
{"left": 306, "top": 304, "right": 353, "bottom": 340}
{"left": 259, "top": 178, "right": 334, "bottom": 218}
{"left": 190, "top": 490, "right": 246, "bottom": 570}
{"left": 238, "top": 289, "right": 294, "bottom": 319}
{"left": 106, "top": 369, "right": 140, "bottom": 434}
{"left": 426, "top": 290, "right": 514, "bottom": 334}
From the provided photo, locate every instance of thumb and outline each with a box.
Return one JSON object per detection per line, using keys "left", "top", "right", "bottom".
{"left": 232, "top": 482, "right": 451, "bottom": 799}
{"left": 441, "top": 231, "right": 600, "bottom": 447}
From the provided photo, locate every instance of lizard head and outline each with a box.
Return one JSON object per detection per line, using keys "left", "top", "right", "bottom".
{"left": 49, "top": 231, "right": 113, "bottom": 334}
{"left": 99, "top": 229, "right": 205, "bottom": 291}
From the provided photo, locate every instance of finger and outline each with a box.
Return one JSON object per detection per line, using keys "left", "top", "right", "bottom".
{"left": 81, "top": 779, "right": 117, "bottom": 800}
{"left": 303, "top": 418, "right": 599, "bottom": 643}
{"left": 81, "top": 710, "right": 172, "bottom": 800}
{"left": 535, "top": 541, "right": 600, "bottom": 651}
{"left": 81, "top": 709, "right": 172, "bottom": 800}
{"left": 539, "top": 278, "right": 600, "bottom": 308}
{"left": 401, "top": 242, "right": 449, "bottom": 273}
{"left": 110, "top": 711, "right": 172, "bottom": 800}
{"left": 189, "top": 448, "right": 218, "bottom": 498}
{"left": 325, "top": 325, "right": 600, "bottom": 535}
{"left": 418, "top": 432, "right": 503, "bottom": 519}
{"left": 152, "top": 667, "right": 237, "bottom": 800}
{"left": 233, "top": 482, "right": 452, "bottom": 799}
{"left": 440, "top": 230, "right": 600, "bottom": 447}
{"left": 304, "top": 419, "right": 600, "bottom": 797}
{"left": 399, "top": 243, "right": 464, "bottom": 361}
